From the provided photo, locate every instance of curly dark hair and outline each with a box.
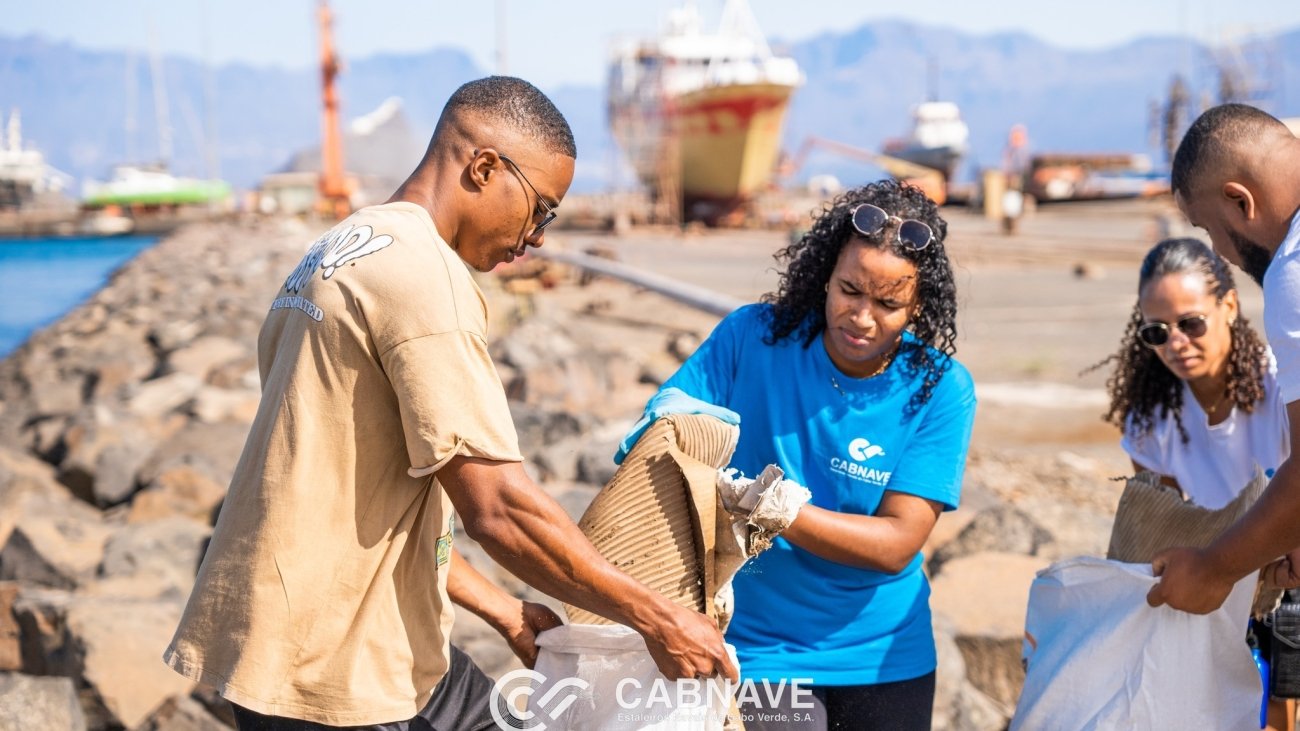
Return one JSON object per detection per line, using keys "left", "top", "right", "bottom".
{"left": 1095, "top": 237, "right": 1268, "bottom": 442}
{"left": 761, "top": 179, "right": 958, "bottom": 409}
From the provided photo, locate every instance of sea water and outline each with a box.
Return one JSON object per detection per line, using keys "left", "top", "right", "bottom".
{"left": 0, "top": 235, "right": 159, "bottom": 358}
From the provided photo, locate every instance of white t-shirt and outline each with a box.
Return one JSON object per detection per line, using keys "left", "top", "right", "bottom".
{"left": 1263, "top": 210, "right": 1300, "bottom": 403}
{"left": 1122, "top": 354, "right": 1289, "bottom": 509}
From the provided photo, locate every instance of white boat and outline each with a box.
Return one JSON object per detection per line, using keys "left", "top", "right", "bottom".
{"left": 607, "top": 0, "right": 802, "bottom": 222}
{"left": 882, "top": 101, "right": 970, "bottom": 181}
{"left": 0, "top": 109, "right": 73, "bottom": 208}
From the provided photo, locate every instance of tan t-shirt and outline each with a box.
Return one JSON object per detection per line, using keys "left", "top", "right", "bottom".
{"left": 163, "top": 202, "right": 522, "bottom": 725}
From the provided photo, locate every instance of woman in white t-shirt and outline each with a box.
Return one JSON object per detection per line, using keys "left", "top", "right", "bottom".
{"left": 1097, "top": 237, "right": 1292, "bottom": 730}
{"left": 1099, "top": 237, "right": 1288, "bottom": 506}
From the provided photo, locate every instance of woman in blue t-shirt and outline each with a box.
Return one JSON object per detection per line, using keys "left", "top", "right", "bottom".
{"left": 644, "top": 180, "right": 976, "bottom": 730}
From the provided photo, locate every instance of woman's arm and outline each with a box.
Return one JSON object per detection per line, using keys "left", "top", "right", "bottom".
{"left": 779, "top": 491, "right": 944, "bottom": 573}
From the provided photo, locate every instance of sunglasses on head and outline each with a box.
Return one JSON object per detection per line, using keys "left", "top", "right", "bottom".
{"left": 851, "top": 204, "right": 934, "bottom": 251}
{"left": 1138, "top": 314, "right": 1209, "bottom": 348}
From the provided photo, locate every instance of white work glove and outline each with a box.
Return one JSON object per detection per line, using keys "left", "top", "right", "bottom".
{"left": 717, "top": 464, "right": 811, "bottom": 534}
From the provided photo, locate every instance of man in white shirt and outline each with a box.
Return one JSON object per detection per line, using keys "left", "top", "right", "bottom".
{"left": 1148, "top": 103, "right": 1300, "bottom": 613}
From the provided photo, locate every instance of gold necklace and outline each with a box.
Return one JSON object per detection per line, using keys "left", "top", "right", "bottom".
{"left": 1203, "top": 391, "right": 1231, "bottom": 417}
{"left": 829, "top": 349, "right": 896, "bottom": 397}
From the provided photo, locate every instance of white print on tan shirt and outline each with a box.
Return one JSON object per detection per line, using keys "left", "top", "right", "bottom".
{"left": 284, "top": 223, "right": 396, "bottom": 295}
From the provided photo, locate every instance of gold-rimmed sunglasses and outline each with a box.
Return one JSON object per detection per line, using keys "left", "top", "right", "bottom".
{"left": 1138, "top": 314, "right": 1209, "bottom": 348}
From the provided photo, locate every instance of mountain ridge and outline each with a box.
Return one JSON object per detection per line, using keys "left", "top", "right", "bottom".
{"left": 2, "top": 21, "right": 1296, "bottom": 194}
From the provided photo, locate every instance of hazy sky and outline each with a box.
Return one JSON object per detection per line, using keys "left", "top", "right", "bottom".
{"left": 6, "top": 0, "right": 1300, "bottom": 88}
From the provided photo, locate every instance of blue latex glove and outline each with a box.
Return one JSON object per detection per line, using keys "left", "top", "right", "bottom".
{"left": 613, "top": 387, "right": 740, "bottom": 465}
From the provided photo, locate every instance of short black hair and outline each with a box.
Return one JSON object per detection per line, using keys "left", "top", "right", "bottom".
{"left": 439, "top": 76, "right": 576, "bottom": 158}
{"left": 761, "top": 179, "right": 957, "bottom": 410}
{"left": 1171, "top": 103, "right": 1287, "bottom": 198}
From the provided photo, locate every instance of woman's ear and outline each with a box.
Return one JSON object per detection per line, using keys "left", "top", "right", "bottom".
{"left": 1223, "top": 288, "right": 1239, "bottom": 324}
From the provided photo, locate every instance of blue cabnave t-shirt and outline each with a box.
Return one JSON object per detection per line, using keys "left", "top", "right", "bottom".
{"left": 660, "top": 303, "right": 977, "bottom": 685}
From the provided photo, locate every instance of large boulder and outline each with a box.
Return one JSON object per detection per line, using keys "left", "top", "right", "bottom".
{"left": 65, "top": 597, "right": 193, "bottom": 729}
{"left": 128, "top": 466, "right": 228, "bottom": 525}
{"left": 930, "top": 551, "right": 1051, "bottom": 712}
{"left": 0, "top": 672, "right": 87, "bottom": 731}
{"left": 0, "top": 491, "right": 112, "bottom": 589}
{"left": 134, "top": 421, "right": 250, "bottom": 501}
{"left": 58, "top": 416, "right": 162, "bottom": 507}
{"left": 165, "top": 335, "right": 249, "bottom": 383}
{"left": 187, "top": 385, "right": 260, "bottom": 425}
{"left": 508, "top": 401, "right": 584, "bottom": 458}
{"left": 929, "top": 505, "right": 1053, "bottom": 577}
{"left": 11, "top": 587, "right": 76, "bottom": 676}
{"left": 933, "top": 623, "right": 1011, "bottom": 731}
{"left": 0, "top": 446, "right": 69, "bottom": 548}
{"left": 98, "top": 517, "right": 211, "bottom": 599}
{"left": 126, "top": 373, "right": 204, "bottom": 420}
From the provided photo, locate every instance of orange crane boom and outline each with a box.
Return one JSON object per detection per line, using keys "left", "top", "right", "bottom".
{"left": 780, "top": 135, "right": 947, "bottom": 205}
{"left": 317, "top": 0, "right": 350, "bottom": 219}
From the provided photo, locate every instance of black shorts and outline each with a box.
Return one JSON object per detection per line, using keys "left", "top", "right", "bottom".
{"left": 737, "top": 671, "right": 936, "bottom": 731}
{"left": 231, "top": 645, "right": 497, "bottom": 731}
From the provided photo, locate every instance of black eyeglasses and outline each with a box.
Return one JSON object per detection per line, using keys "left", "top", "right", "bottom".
{"left": 498, "top": 153, "right": 558, "bottom": 236}
{"left": 851, "top": 204, "right": 934, "bottom": 251}
{"left": 1138, "top": 314, "right": 1209, "bottom": 348}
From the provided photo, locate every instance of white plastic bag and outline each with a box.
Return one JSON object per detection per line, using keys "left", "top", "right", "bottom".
{"left": 527, "top": 624, "right": 736, "bottom": 730}
{"left": 1011, "top": 557, "right": 1260, "bottom": 731}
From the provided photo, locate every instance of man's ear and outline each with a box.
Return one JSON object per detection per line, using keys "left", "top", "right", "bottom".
{"left": 1222, "top": 181, "right": 1257, "bottom": 221}
{"left": 468, "top": 148, "right": 499, "bottom": 189}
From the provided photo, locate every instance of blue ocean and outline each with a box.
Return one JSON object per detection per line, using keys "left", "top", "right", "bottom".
{"left": 0, "top": 235, "right": 159, "bottom": 358}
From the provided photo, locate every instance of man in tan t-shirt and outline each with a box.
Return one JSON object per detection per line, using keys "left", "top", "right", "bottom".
{"left": 164, "top": 76, "right": 736, "bottom": 729}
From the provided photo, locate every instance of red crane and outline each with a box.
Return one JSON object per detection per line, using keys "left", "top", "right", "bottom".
{"left": 317, "top": 0, "right": 351, "bottom": 219}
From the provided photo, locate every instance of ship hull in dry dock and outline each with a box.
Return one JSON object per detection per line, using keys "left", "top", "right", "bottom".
{"left": 677, "top": 82, "right": 793, "bottom": 221}
{"left": 880, "top": 142, "right": 965, "bottom": 182}
{"left": 612, "top": 82, "right": 794, "bottom": 223}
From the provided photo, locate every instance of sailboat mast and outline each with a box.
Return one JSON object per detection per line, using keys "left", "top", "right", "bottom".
{"left": 201, "top": 0, "right": 221, "bottom": 182}
{"left": 147, "top": 20, "right": 173, "bottom": 168}
{"left": 125, "top": 50, "right": 137, "bottom": 165}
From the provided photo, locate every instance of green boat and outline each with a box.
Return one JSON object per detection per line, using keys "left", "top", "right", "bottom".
{"left": 82, "top": 164, "right": 231, "bottom": 208}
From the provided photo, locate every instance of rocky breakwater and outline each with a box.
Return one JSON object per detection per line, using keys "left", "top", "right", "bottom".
{"left": 0, "top": 221, "right": 694, "bottom": 729}
{"left": 0, "top": 215, "right": 1133, "bottom": 730}
{"left": 0, "top": 219, "right": 318, "bottom": 729}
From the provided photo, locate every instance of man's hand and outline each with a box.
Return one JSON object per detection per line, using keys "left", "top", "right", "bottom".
{"left": 638, "top": 600, "right": 738, "bottom": 682}
{"left": 1147, "top": 547, "right": 1237, "bottom": 614}
{"left": 497, "top": 600, "right": 564, "bottom": 669}
{"left": 1265, "top": 549, "right": 1300, "bottom": 590}
{"left": 447, "top": 549, "right": 563, "bottom": 669}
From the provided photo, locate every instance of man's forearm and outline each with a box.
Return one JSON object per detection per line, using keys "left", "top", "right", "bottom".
{"left": 1208, "top": 457, "right": 1300, "bottom": 579}
{"left": 442, "top": 459, "right": 669, "bottom": 632}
